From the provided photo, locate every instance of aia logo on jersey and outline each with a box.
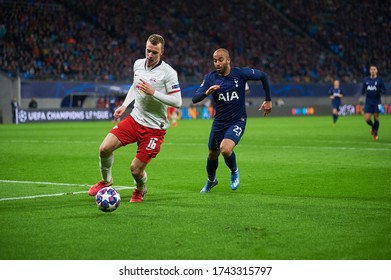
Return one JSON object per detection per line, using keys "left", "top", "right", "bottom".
{"left": 367, "top": 85, "right": 377, "bottom": 91}
{"left": 218, "top": 91, "right": 239, "bottom": 101}
{"left": 366, "top": 81, "right": 378, "bottom": 91}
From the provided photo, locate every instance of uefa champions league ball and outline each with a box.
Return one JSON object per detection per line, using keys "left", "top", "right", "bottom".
{"left": 95, "top": 187, "right": 121, "bottom": 212}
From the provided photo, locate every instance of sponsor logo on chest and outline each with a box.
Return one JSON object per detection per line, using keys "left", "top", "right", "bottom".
{"left": 218, "top": 91, "right": 239, "bottom": 101}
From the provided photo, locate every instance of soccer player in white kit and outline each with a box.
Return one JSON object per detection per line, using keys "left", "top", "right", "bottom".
{"left": 88, "top": 34, "right": 182, "bottom": 202}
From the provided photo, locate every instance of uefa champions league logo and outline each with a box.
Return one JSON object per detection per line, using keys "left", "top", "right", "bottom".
{"left": 18, "top": 110, "right": 27, "bottom": 123}
{"left": 15, "top": 109, "right": 111, "bottom": 123}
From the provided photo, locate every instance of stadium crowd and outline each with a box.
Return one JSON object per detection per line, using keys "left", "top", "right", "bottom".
{"left": 268, "top": 0, "right": 390, "bottom": 82}
{"left": 0, "top": 0, "right": 389, "bottom": 83}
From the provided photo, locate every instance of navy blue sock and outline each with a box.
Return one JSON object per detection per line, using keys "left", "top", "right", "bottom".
{"left": 374, "top": 120, "right": 379, "bottom": 133}
{"left": 366, "top": 120, "right": 374, "bottom": 127}
{"left": 206, "top": 158, "right": 218, "bottom": 181}
{"left": 333, "top": 114, "right": 338, "bottom": 123}
{"left": 224, "top": 151, "right": 237, "bottom": 172}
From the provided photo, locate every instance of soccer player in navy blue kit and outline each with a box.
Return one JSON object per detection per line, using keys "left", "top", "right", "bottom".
{"left": 361, "top": 65, "right": 386, "bottom": 140}
{"left": 192, "top": 48, "right": 272, "bottom": 193}
{"left": 328, "top": 79, "right": 344, "bottom": 125}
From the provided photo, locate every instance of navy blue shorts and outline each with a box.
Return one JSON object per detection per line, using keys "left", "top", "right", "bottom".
{"left": 364, "top": 103, "right": 381, "bottom": 114}
{"left": 208, "top": 120, "right": 246, "bottom": 150}
{"left": 331, "top": 100, "right": 341, "bottom": 110}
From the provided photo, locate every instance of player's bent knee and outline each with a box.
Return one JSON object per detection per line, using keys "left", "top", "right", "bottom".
{"left": 99, "top": 143, "right": 113, "bottom": 157}
{"left": 208, "top": 150, "right": 220, "bottom": 160}
{"left": 99, "top": 134, "right": 122, "bottom": 156}
{"left": 220, "top": 148, "right": 232, "bottom": 158}
{"left": 219, "top": 144, "right": 234, "bottom": 158}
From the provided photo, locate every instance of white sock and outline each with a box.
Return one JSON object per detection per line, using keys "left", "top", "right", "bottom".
{"left": 99, "top": 154, "right": 114, "bottom": 183}
{"left": 134, "top": 171, "right": 147, "bottom": 189}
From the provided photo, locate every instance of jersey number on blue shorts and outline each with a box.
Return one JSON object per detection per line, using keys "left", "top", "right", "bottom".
{"left": 233, "top": 125, "right": 242, "bottom": 137}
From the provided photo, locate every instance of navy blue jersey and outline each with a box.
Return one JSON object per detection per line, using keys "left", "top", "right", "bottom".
{"left": 329, "top": 86, "right": 343, "bottom": 108}
{"left": 192, "top": 67, "right": 271, "bottom": 124}
{"left": 109, "top": 96, "right": 116, "bottom": 110}
{"left": 361, "top": 76, "right": 386, "bottom": 105}
{"left": 329, "top": 87, "right": 343, "bottom": 101}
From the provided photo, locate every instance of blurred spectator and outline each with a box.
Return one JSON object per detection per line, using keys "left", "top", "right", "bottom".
{"left": 275, "top": 98, "right": 285, "bottom": 107}
{"left": 0, "top": 0, "right": 389, "bottom": 83}
{"left": 11, "top": 96, "right": 19, "bottom": 123}
{"left": 28, "top": 97, "right": 38, "bottom": 108}
{"left": 108, "top": 92, "right": 117, "bottom": 122}
{"left": 96, "top": 97, "right": 105, "bottom": 108}
{"left": 267, "top": 0, "right": 390, "bottom": 82}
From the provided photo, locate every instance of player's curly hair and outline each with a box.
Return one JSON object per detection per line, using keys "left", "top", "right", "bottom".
{"left": 148, "top": 34, "right": 165, "bottom": 52}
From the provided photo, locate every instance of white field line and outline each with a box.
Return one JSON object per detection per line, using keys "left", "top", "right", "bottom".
{"left": 0, "top": 180, "right": 133, "bottom": 201}
{"left": 271, "top": 145, "right": 391, "bottom": 152}
{"left": 0, "top": 180, "right": 91, "bottom": 187}
{"left": 6, "top": 139, "right": 99, "bottom": 145}
{"left": 3, "top": 139, "right": 391, "bottom": 150}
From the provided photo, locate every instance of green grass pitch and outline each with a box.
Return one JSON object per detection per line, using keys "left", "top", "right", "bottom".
{"left": 0, "top": 115, "right": 390, "bottom": 260}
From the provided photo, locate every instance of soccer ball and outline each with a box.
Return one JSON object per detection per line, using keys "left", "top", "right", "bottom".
{"left": 95, "top": 187, "right": 121, "bottom": 212}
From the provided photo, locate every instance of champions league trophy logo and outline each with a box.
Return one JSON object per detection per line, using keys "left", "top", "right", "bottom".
{"left": 18, "top": 110, "right": 27, "bottom": 123}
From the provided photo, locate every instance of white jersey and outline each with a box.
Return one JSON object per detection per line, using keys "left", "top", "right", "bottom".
{"left": 125, "top": 58, "right": 182, "bottom": 130}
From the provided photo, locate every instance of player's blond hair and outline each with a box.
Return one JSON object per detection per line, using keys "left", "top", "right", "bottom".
{"left": 148, "top": 34, "right": 165, "bottom": 52}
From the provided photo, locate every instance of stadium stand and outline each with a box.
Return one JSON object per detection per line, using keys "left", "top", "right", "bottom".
{"left": 0, "top": 0, "right": 389, "bottom": 83}
{"left": 267, "top": 0, "right": 390, "bottom": 82}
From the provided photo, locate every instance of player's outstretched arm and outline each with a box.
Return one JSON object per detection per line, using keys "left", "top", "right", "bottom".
{"left": 192, "top": 85, "right": 220, "bottom": 104}
{"left": 259, "top": 101, "right": 272, "bottom": 116}
{"left": 361, "top": 80, "right": 367, "bottom": 95}
{"left": 137, "top": 79, "right": 182, "bottom": 108}
{"left": 114, "top": 106, "right": 126, "bottom": 119}
{"left": 380, "top": 78, "right": 386, "bottom": 94}
{"left": 153, "top": 91, "right": 182, "bottom": 108}
{"left": 256, "top": 71, "right": 272, "bottom": 116}
{"left": 114, "top": 84, "right": 135, "bottom": 119}
{"left": 206, "top": 85, "right": 220, "bottom": 95}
